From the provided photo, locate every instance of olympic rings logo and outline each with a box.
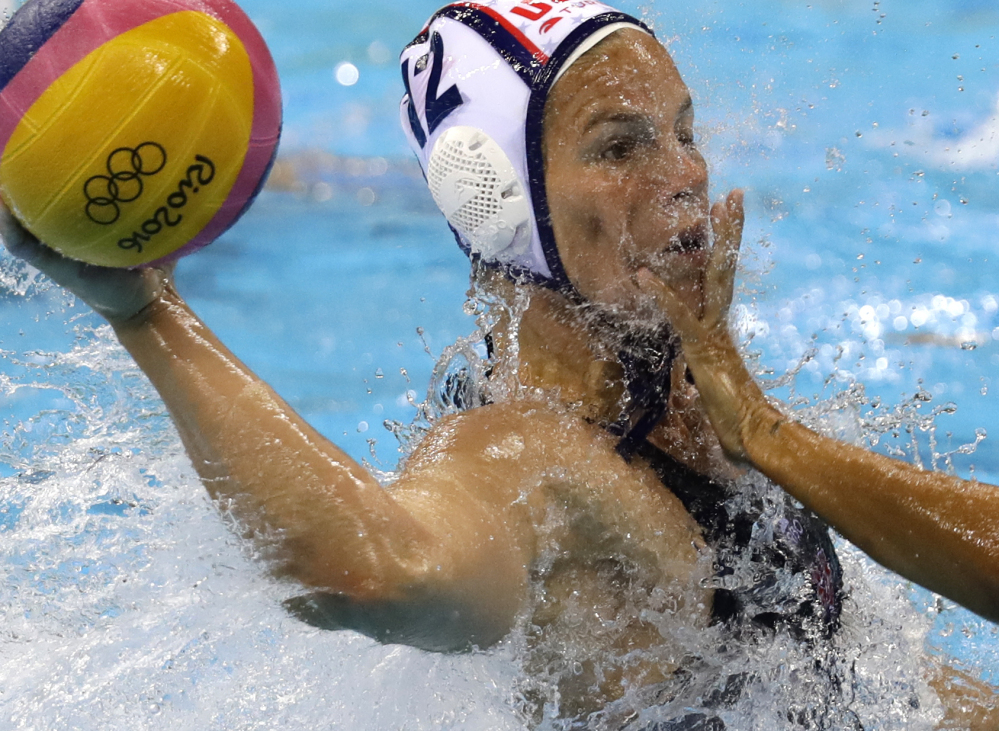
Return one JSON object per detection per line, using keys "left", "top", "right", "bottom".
{"left": 84, "top": 142, "right": 167, "bottom": 225}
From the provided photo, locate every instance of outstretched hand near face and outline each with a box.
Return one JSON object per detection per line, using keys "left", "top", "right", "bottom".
{"left": 0, "top": 201, "right": 172, "bottom": 325}
{"left": 636, "top": 189, "right": 773, "bottom": 461}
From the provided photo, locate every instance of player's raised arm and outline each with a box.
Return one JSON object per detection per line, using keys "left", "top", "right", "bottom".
{"left": 0, "top": 0, "right": 534, "bottom": 651}
{"left": 0, "top": 208, "right": 530, "bottom": 650}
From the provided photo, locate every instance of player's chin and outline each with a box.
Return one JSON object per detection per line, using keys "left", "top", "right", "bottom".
{"left": 595, "top": 285, "right": 672, "bottom": 339}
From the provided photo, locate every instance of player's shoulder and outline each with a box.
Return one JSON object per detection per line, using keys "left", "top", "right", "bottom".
{"left": 399, "top": 397, "right": 625, "bottom": 493}
{"left": 437, "top": 397, "right": 613, "bottom": 450}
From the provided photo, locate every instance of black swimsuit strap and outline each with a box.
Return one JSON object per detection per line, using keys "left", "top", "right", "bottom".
{"left": 610, "top": 335, "right": 679, "bottom": 459}
{"left": 631, "top": 439, "right": 737, "bottom": 544}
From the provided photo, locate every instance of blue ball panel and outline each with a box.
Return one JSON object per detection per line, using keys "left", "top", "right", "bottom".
{"left": 0, "top": 0, "right": 87, "bottom": 92}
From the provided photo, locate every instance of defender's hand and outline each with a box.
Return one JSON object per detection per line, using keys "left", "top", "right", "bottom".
{"left": 0, "top": 201, "right": 172, "bottom": 325}
{"left": 636, "top": 189, "right": 771, "bottom": 460}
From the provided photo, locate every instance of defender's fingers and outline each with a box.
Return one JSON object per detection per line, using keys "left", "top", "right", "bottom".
{"left": 707, "top": 190, "right": 745, "bottom": 320}
{"left": 708, "top": 190, "right": 744, "bottom": 286}
{"left": 634, "top": 268, "right": 700, "bottom": 343}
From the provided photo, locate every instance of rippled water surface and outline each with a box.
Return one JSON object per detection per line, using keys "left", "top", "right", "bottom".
{"left": 2, "top": 0, "right": 998, "bottom": 728}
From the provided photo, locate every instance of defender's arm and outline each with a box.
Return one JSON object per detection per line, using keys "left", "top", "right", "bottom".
{"left": 638, "top": 189, "right": 999, "bottom": 624}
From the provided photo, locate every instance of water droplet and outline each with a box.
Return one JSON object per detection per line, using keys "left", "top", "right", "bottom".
{"left": 961, "top": 341, "right": 977, "bottom": 351}
{"left": 357, "top": 421, "right": 369, "bottom": 433}
{"left": 825, "top": 147, "right": 846, "bottom": 171}
{"left": 375, "top": 368, "right": 384, "bottom": 379}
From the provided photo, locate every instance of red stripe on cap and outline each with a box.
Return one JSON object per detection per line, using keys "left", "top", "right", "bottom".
{"left": 451, "top": 2, "right": 549, "bottom": 64}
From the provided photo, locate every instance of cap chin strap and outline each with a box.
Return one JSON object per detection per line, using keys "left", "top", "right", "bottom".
{"left": 578, "top": 310, "right": 679, "bottom": 459}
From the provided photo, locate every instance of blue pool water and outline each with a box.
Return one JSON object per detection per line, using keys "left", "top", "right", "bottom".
{"left": 1, "top": 0, "right": 998, "bottom": 727}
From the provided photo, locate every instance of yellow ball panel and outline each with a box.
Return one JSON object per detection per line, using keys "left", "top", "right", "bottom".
{"left": 0, "top": 11, "right": 255, "bottom": 267}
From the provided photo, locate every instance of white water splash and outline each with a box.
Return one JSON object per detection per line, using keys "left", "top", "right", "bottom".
{"left": 0, "top": 264, "right": 991, "bottom": 730}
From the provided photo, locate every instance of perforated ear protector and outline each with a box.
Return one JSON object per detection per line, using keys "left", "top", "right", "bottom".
{"left": 400, "top": 1, "right": 652, "bottom": 289}
{"left": 428, "top": 126, "right": 531, "bottom": 261}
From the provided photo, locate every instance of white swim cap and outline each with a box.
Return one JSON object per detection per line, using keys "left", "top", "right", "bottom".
{"left": 400, "top": 1, "right": 652, "bottom": 289}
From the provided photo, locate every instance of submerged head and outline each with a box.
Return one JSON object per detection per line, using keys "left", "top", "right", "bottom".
{"left": 401, "top": 1, "right": 708, "bottom": 317}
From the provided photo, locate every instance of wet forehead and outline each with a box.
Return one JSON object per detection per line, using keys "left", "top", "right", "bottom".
{"left": 547, "top": 30, "right": 690, "bottom": 136}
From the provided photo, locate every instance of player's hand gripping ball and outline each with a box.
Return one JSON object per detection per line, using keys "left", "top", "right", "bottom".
{"left": 0, "top": 0, "right": 281, "bottom": 267}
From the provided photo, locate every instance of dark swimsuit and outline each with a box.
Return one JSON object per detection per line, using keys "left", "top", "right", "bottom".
{"left": 444, "top": 341, "right": 847, "bottom": 728}
{"left": 604, "top": 333, "right": 843, "bottom": 641}
{"left": 603, "top": 340, "right": 846, "bottom": 730}
{"left": 634, "top": 440, "right": 843, "bottom": 642}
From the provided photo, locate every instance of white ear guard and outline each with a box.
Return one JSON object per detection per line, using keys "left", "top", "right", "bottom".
{"left": 427, "top": 126, "right": 531, "bottom": 262}
{"left": 400, "top": 1, "right": 652, "bottom": 289}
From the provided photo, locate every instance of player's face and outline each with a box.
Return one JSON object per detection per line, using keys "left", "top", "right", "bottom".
{"left": 544, "top": 30, "right": 710, "bottom": 322}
